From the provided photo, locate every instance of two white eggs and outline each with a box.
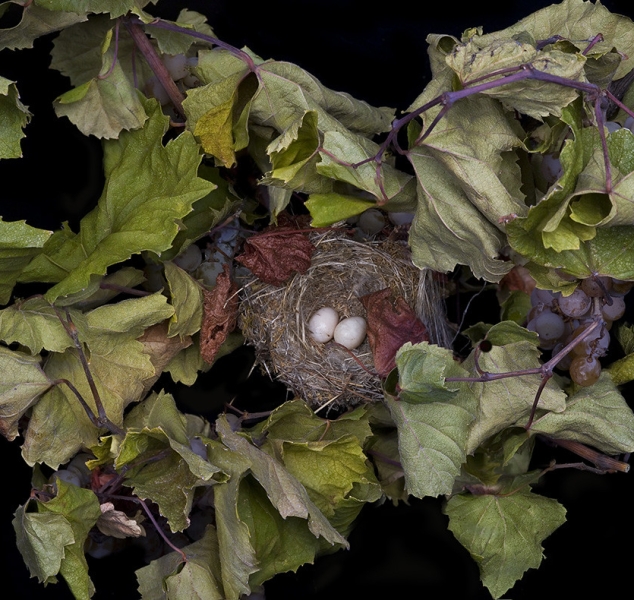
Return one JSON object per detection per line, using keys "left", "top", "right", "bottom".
{"left": 308, "top": 307, "right": 367, "bottom": 350}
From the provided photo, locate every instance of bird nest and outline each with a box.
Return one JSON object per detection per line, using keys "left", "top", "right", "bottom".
{"left": 238, "top": 233, "right": 450, "bottom": 411}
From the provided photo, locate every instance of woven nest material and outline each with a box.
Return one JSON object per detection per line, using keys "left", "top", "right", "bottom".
{"left": 238, "top": 233, "right": 450, "bottom": 410}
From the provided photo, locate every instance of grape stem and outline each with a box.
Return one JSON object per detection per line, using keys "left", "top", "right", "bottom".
{"left": 123, "top": 20, "right": 186, "bottom": 118}
{"left": 539, "top": 436, "right": 630, "bottom": 473}
{"left": 445, "top": 319, "right": 602, "bottom": 430}
{"left": 52, "top": 307, "right": 125, "bottom": 436}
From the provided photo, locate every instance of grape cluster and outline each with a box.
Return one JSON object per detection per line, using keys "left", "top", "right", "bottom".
{"left": 527, "top": 277, "right": 632, "bottom": 386}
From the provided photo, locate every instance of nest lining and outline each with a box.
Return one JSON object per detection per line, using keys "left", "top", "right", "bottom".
{"left": 239, "top": 233, "right": 449, "bottom": 410}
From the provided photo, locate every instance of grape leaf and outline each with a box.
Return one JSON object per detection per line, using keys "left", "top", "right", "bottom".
{"left": 263, "top": 110, "right": 335, "bottom": 194}
{"left": 364, "top": 429, "right": 407, "bottom": 503}
{"left": 216, "top": 416, "right": 348, "bottom": 548}
{"left": 249, "top": 399, "right": 373, "bottom": 447}
{"left": 0, "top": 297, "right": 74, "bottom": 354}
{"left": 21, "top": 295, "right": 174, "bottom": 468}
{"left": 164, "top": 262, "right": 204, "bottom": 338}
{"left": 385, "top": 342, "right": 477, "bottom": 498}
{"left": 305, "top": 193, "right": 375, "bottom": 227}
{"left": 165, "top": 561, "right": 224, "bottom": 600}
{"left": 237, "top": 476, "right": 321, "bottom": 588}
{"left": 473, "top": 0, "right": 634, "bottom": 80}
{"left": 36, "top": 478, "right": 102, "bottom": 600}
{"left": 137, "top": 525, "right": 223, "bottom": 600}
{"left": 209, "top": 450, "right": 257, "bottom": 600}
{"left": 462, "top": 321, "right": 566, "bottom": 454}
{"left": 53, "top": 24, "right": 148, "bottom": 139}
{"left": 445, "top": 486, "right": 566, "bottom": 599}
{"left": 529, "top": 372, "right": 634, "bottom": 455}
{"left": 316, "top": 129, "right": 415, "bottom": 204}
{"left": 0, "top": 346, "right": 52, "bottom": 442}
{"left": 37, "top": 0, "right": 153, "bottom": 19}
{"left": 0, "top": 76, "right": 31, "bottom": 158}
{"left": 147, "top": 9, "right": 215, "bottom": 55}
{"left": 0, "top": 218, "right": 52, "bottom": 305}
{"left": 115, "top": 393, "right": 223, "bottom": 532}
{"left": 13, "top": 506, "right": 75, "bottom": 584}
{"left": 275, "top": 435, "right": 382, "bottom": 522}
{"left": 50, "top": 15, "right": 154, "bottom": 93}
{"left": 20, "top": 99, "right": 214, "bottom": 303}
{"left": 447, "top": 41, "right": 586, "bottom": 119}
{"left": 508, "top": 225, "right": 634, "bottom": 286}
{"left": 0, "top": 2, "right": 87, "bottom": 51}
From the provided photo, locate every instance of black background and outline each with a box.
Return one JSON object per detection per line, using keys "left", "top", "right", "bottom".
{"left": 2, "top": 1, "right": 634, "bottom": 598}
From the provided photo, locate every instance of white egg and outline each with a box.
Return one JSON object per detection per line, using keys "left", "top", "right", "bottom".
{"left": 308, "top": 307, "right": 339, "bottom": 343}
{"left": 333, "top": 316, "right": 367, "bottom": 349}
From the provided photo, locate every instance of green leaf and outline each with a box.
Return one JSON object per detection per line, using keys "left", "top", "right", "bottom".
{"left": 463, "top": 322, "right": 566, "bottom": 453}
{"left": 238, "top": 476, "right": 320, "bottom": 588}
{"left": 508, "top": 225, "right": 634, "bottom": 285}
{"left": 211, "top": 457, "right": 257, "bottom": 600}
{"left": 216, "top": 416, "right": 348, "bottom": 548}
{"left": 0, "top": 2, "right": 87, "bottom": 51}
{"left": 386, "top": 343, "right": 477, "bottom": 498}
{"left": 316, "top": 129, "right": 415, "bottom": 203}
{"left": 50, "top": 15, "right": 155, "bottom": 92}
{"left": 530, "top": 372, "right": 634, "bottom": 454}
{"left": 147, "top": 9, "right": 215, "bottom": 55}
{"left": 36, "top": 0, "right": 153, "bottom": 19}
{"left": 21, "top": 99, "right": 214, "bottom": 303}
{"left": 276, "top": 435, "right": 381, "bottom": 525}
{"left": 607, "top": 353, "right": 634, "bottom": 386}
{"left": 0, "top": 297, "right": 73, "bottom": 354}
{"left": 137, "top": 526, "right": 223, "bottom": 600}
{"left": 36, "top": 478, "right": 102, "bottom": 600}
{"left": 53, "top": 29, "right": 148, "bottom": 139}
{"left": 183, "top": 68, "right": 253, "bottom": 167}
{"left": 0, "top": 76, "right": 31, "bottom": 158}
{"left": 22, "top": 295, "right": 173, "bottom": 468}
{"left": 250, "top": 399, "right": 373, "bottom": 446}
{"left": 473, "top": 0, "right": 634, "bottom": 80}
{"left": 0, "top": 346, "right": 52, "bottom": 441}
{"left": 164, "top": 262, "right": 203, "bottom": 338}
{"left": 263, "top": 110, "right": 335, "bottom": 194}
{"left": 447, "top": 41, "right": 586, "bottom": 119}
{"left": 305, "top": 193, "right": 376, "bottom": 226}
{"left": 13, "top": 504, "right": 75, "bottom": 584}
{"left": 0, "top": 218, "right": 52, "bottom": 305}
{"left": 406, "top": 92, "right": 524, "bottom": 281}
{"left": 117, "top": 393, "right": 222, "bottom": 532}
{"left": 251, "top": 60, "right": 394, "bottom": 136}
{"left": 445, "top": 487, "right": 566, "bottom": 598}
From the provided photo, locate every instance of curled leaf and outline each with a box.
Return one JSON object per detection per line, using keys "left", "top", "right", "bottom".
{"left": 97, "top": 502, "right": 145, "bottom": 539}
{"left": 200, "top": 265, "right": 238, "bottom": 364}
{"left": 360, "top": 288, "right": 429, "bottom": 377}
{"left": 236, "top": 227, "right": 315, "bottom": 286}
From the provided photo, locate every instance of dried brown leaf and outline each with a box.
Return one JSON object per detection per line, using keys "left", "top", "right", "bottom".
{"left": 200, "top": 264, "right": 238, "bottom": 364}
{"left": 361, "top": 288, "right": 429, "bottom": 377}
{"left": 138, "top": 322, "right": 193, "bottom": 396}
{"left": 235, "top": 227, "right": 315, "bottom": 286}
{"left": 97, "top": 502, "right": 145, "bottom": 539}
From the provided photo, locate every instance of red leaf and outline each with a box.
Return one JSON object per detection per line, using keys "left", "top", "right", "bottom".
{"left": 236, "top": 227, "right": 314, "bottom": 286}
{"left": 200, "top": 264, "right": 238, "bottom": 364}
{"left": 360, "top": 288, "right": 429, "bottom": 377}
